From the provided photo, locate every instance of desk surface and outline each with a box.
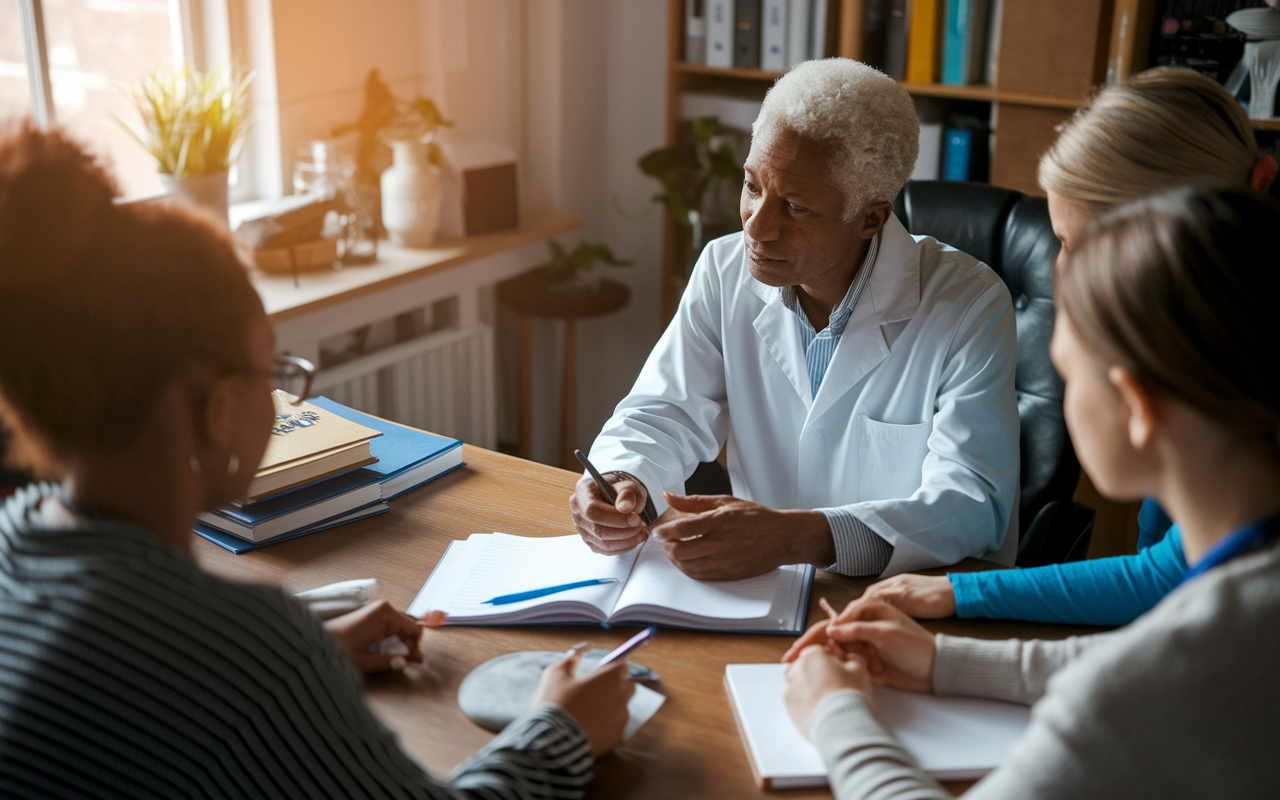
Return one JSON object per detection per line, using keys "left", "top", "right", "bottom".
{"left": 253, "top": 213, "right": 582, "bottom": 322}
{"left": 194, "top": 445, "right": 1097, "bottom": 798}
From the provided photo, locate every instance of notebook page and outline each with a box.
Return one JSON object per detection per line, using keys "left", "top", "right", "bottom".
{"left": 724, "top": 664, "right": 1030, "bottom": 786}
{"left": 442, "top": 533, "right": 638, "bottom": 618}
{"left": 612, "top": 536, "right": 775, "bottom": 620}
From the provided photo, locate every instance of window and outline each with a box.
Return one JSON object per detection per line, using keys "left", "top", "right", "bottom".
{"left": 2, "top": 0, "right": 191, "bottom": 197}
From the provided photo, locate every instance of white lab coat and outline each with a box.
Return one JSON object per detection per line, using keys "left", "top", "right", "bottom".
{"left": 589, "top": 214, "right": 1020, "bottom": 576}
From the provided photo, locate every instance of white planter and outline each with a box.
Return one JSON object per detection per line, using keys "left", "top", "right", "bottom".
{"left": 158, "top": 169, "right": 229, "bottom": 225}
{"left": 381, "top": 140, "right": 442, "bottom": 248}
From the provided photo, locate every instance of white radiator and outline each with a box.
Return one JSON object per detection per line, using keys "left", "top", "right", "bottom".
{"left": 311, "top": 326, "right": 495, "bottom": 448}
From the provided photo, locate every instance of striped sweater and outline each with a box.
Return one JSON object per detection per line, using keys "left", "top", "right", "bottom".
{"left": 0, "top": 484, "right": 593, "bottom": 799}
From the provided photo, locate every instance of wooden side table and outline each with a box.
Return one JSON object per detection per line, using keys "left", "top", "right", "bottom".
{"left": 496, "top": 270, "right": 631, "bottom": 469}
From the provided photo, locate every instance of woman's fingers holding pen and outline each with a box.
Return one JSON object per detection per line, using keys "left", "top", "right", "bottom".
{"left": 570, "top": 472, "right": 649, "bottom": 555}
{"left": 533, "top": 650, "right": 635, "bottom": 759}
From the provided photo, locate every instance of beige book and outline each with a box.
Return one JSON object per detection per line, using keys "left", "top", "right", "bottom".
{"left": 256, "top": 393, "right": 381, "bottom": 474}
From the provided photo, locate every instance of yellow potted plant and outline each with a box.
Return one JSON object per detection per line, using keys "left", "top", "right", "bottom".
{"left": 117, "top": 64, "right": 252, "bottom": 223}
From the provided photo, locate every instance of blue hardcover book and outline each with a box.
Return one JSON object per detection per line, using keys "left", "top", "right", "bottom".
{"left": 195, "top": 501, "right": 390, "bottom": 554}
{"left": 942, "top": 127, "right": 973, "bottom": 180}
{"left": 197, "top": 467, "right": 383, "bottom": 541}
{"left": 307, "top": 397, "right": 465, "bottom": 500}
{"left": 941, "top": 0, "right": 987, "bottom": 86}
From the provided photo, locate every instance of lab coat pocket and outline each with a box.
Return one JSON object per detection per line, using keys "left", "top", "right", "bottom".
{"left": 858, "top": 417, "right": 932, "bottom": 502}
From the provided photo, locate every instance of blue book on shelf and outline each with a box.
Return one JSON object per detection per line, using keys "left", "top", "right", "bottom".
{"left": 941, "top": 0, "right": 967, "bottom": 85}
{"left": 307, "top": 397, "right": 465, "bottom": 500}
{"left": 195, "top": 501, "right": 390, "bottom": 554}
{"left": 942, "top": 128, "right": 973, "bottom": 181}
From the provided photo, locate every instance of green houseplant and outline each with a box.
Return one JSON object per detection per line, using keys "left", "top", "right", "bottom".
{"left": 118, "top": 64, "right": 252, "bottom": 223}
{"left": 541, "top": 240, "right": 632, "bottom": 295}
{"left": 638, "top": 116, "right": 743, "bottom": 283}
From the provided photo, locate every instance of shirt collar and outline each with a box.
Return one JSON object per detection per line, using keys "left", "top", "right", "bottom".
{"left": 781, "top": 233, "right": 880, "bottom": 335}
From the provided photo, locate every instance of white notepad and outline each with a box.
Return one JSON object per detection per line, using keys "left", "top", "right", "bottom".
{"left": 408, "top": 533, "right": 813, "bottom": 633}
{"left": 724, "top": 663, "right": 1031, "bottom": 788}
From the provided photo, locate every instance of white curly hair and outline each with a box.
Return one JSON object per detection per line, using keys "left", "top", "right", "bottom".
{"left": 752, "top": 58, "right": 918, "bottom": 220}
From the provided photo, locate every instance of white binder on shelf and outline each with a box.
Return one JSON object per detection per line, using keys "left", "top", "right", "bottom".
{"left": 706, "top": 0, "right": 734, "bottom": 68}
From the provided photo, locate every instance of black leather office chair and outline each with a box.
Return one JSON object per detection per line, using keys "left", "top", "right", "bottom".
{"left": 894, "top": 180, "right": 1094, "bottom": 567}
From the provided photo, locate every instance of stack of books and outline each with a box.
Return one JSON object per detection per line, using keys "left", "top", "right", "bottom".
{"left": 691, "top": 0, "right": 831, "bottom": 72}
{"left": 195, "top": 394, "right": 464, "bottom": 553}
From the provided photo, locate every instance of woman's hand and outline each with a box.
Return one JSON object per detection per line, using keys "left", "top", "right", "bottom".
{"left": 532, "top": 650, "right": 636, "bottom": 758}
{"left": 783, "top": 644, "right": 873, "bottom": 734}
{"left": 324, "top": 599, "right": 424, "bottom": 674}
{"left": 824, "top": 601, "right": 937, "bottom": 693}
{"left": 858, "top": 574, "right": 956, "bottom": 618}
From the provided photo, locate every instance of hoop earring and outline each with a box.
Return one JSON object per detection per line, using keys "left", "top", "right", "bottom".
{"left": 189, "top": 455, "right": 202, "bottom": 475}
{"left": 226, "top": 453, "right": 240, "bottom": 477}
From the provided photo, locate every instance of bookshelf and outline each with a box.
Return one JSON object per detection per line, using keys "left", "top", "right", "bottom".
{"left": 660, "top": 0, "right": 1279, "bottom": 319}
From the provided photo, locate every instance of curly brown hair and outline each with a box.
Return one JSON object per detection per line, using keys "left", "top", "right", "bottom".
{"left": 0, "top": 123, "right": 264, "bottom": 475}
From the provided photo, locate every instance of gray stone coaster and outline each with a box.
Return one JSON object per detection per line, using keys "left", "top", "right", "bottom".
{"left": 458, "top": 649, "right": 656, "bottom": 732}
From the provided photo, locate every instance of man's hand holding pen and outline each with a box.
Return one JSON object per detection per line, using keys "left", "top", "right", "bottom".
{"left": 569, "top": 470, "right": 654, "bottom": 554}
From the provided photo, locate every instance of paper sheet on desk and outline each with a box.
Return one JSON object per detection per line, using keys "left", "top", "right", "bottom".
{"left": 625, "top": 683, "right": 665, "bottom": 740}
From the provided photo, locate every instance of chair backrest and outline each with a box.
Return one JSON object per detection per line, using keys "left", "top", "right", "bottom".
{"left": 893, "top": 180, "right": 1081, "bottom": 539}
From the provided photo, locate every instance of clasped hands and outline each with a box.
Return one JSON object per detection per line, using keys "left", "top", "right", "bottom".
{"left": 779, "top": 596, "right": 939, "bottom": 735}
{"left": 569, "top": 471, "right": 836, "bottom": 580}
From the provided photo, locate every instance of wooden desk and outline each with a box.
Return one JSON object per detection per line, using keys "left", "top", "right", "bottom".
{"left": 194, "top": 445, "right": 1099, "bottom": 799}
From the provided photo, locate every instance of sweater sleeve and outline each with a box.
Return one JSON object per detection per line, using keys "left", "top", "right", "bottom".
{"left": 808, "top": 690, "right": 950, "bottom": 800}
{"left": 947, "top": 527, "right": 1187, "bottom": 625}
{"left": 931, "top": 632, "right": 1118, "bottom": 705}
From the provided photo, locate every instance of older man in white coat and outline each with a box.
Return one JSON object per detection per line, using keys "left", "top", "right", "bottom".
{"left": 571, "top": 59, "right": 1020, "bottom": 580}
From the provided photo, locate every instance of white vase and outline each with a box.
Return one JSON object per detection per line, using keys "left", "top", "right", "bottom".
{"left": 158, "top": 169, "right": 229, "bottom": 226}
{"left": 381, "top": 140, "right": 442, "bottom": 248}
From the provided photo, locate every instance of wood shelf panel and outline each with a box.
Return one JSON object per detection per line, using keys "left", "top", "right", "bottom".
{"left": 672, "top": 62, "right": 1086, "bottom": 111}
{"left": 674, "top": 61, "right": 784, "bottom": 82}
{"left": 900, "top": 82, "right": 1085, "bottom": 110}
{"left": 1251, "top": 118, "right": 1280, "bottom": 131}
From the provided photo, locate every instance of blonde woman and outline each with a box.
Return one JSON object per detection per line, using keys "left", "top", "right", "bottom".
{"left": 803, "top": 67, "right": 1279, "bottom": 628}
{"left": 788, "top": 185, "right": 1280, "bottom": 799}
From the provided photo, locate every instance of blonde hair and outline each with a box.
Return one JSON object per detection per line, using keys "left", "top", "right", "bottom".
{"left": 753, "top": 58, "right": 918, "bottom": 219}
{"left": 1060, "top": 187, "right": 1280, "bottom": 444}
{"left": 1039, "top": 67, "right": 1261, "bottom": 211}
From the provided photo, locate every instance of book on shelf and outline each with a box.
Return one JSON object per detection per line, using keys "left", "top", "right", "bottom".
{"left": 859, "top": 0, "right": 889, "bottom": 75}
{"left": 686, "top": 0, "right": 707, "bottom": 63}
{"left": 786, "top": 0, "right": 810, "bottom": 67}
{"left": 247, "top": 393, "right": 382, "bottom": 502}
{"left": 194, "top": 501, "right": 390, "bottom": 554}
{"left": 810, "top": 0, "right": 830, "bottom": 60}
{"left": 409, "top": 532, "right": 814, "bottom": 634}
{"left": 707, "top": 0, "right": 734, "bottom": 67}
{"left": 941, "top": 115, "right": 990, "bottom": 182}
{"left": 942, "top": 0, "right": 990, "bottom": 86}
{"left": 724, "top": 663, "right": 1030, "bottom": 788}
{"left": 885, "top": 0, "right": 911, "bottom": 80}
{"left": 734, "top": 0, "right": 762, "bottom": 69}
{"left": 913, "top": 106, "right": 945, "bottom": 180}
{"left": 307, "top": 397, "right": 465, "bottom": 500}
{"left": 906, "top": 0, "right": 944, "bottom": 83}
{"left": 761, "top": 0, "right": 788, "bottom": 71}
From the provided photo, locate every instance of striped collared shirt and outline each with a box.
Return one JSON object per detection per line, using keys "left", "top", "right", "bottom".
{"left": 780, "top": 235, "right": 893, "bottom": 577}
{"left": 780, "top": 234, "right": 880, "bottom": 401}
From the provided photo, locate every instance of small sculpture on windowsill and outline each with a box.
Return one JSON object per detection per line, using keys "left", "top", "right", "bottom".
{"left": 540, "top": 240, "right": 632, "bottom": 296}
{"left": 1228, "top": 2, "right": 1280, "bottom": 119}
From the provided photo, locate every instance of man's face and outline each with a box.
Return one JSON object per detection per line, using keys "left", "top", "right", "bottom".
{"left": 740, "top": 126, "right": 870, "bottom": 289}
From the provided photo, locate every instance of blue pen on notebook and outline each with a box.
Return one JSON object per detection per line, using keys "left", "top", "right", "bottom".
{"left": 482, "top": 578, "right": 620, "bottom": 606}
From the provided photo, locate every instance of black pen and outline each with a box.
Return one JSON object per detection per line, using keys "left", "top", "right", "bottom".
{"left": 574, "top": 449, "right": 657, "bottom": 526}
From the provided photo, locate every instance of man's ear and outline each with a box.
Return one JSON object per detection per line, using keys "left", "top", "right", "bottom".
{"left": 1108, "top": 366, "right": 1159, "bottom": 450}
{"left": 858, "top": 201, "right": 893, "bottom": 239}
{"left": 199, "top": 378, "right": 239, "bottom": 452}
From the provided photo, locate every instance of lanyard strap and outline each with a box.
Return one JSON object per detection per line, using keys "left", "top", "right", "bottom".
{"left": 1180, "top": 511, "right": 1280, "bottom": 585}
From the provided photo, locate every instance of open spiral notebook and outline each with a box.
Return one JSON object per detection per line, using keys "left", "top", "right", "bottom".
{"left": 408, "top": 532, "right": 814, "bottom": 634}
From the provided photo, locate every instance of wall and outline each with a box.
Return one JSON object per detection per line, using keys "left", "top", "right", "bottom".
{"left": 245, "top": 0, "right": 669, "bottom": 468}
